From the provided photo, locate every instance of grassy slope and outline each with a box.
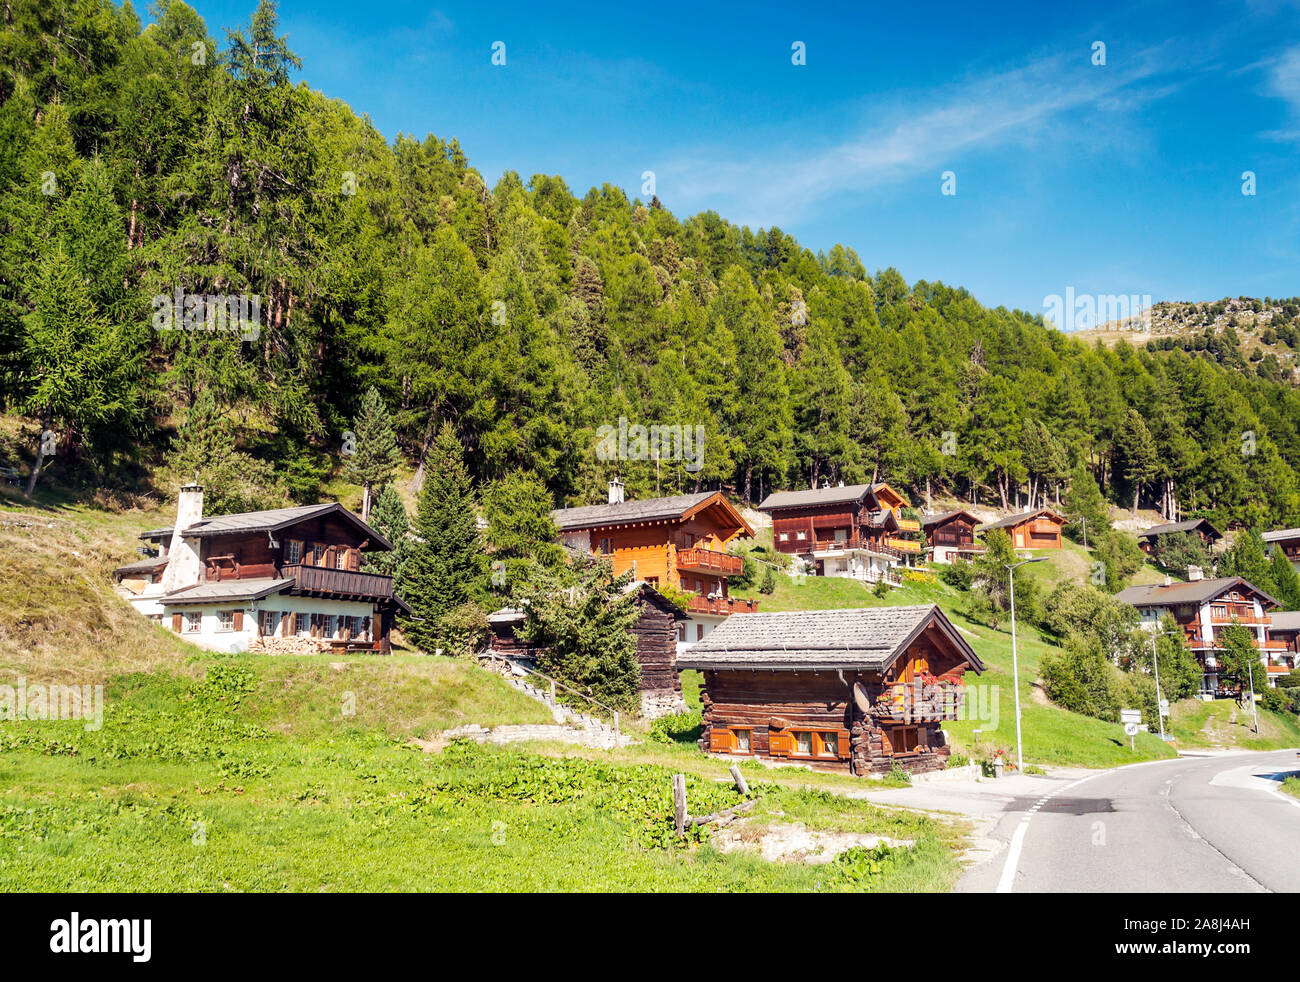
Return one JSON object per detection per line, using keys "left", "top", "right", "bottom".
{"left": 0, "top": 496, "right": 961, "bottom": 891}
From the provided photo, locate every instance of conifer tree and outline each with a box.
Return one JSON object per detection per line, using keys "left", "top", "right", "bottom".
{"left": 364, "top": 483, "right": 410, "bottom": 581}
{"left": 345, "top": 386, "right": 402, "bottom": 520}
{"left": 400, "top": 422, "right": 488, "bottom": 651}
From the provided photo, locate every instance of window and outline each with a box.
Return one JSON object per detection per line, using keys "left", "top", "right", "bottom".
{"left": 218, "top": 610, "right": 235, "bottom": 631}
{"left": 286, "top": 539, "right": 302, "bottom": 564}
{"left": 184, "top": 611, "right": 201, "bottom": 633}
{"left": 677, "top": 623, "right": 687, "bottom": 642}
{"left": 795, "top": 731, "right": 813, "bottom": 755}
{"left": 312, "top": 543, "right": 326, "bottom": 566}
{"left": 733, "top": 729, "right": 751, "bottom": 753}
{"left": 296, "top": 614, "right": 311, "bottom": 638}
{"left": 778, "top": 532, "right": 789, "bottom": 542}
{"left": 796, "top": 530, "right": 806, "bottom": 540}
{"left": 821, "top": 731, "right": 839, "bottom": 757}
{"left": 335, "top": 549, "right": 349, "bottom": 570}
{"left": 598, "top": 538, "right": 613, "bottom": 555}
{"left": 683, "top": 533, "right": 696, "bottom": 547}
{"left": 788, "top": 730, "right": 844, "bottom": 759}
{"left": 259, "top": 610, "right": 278, "bottom": 636}
{"left": 891, "top": 726, "right": 920, "bottom": 753}
{"left": 696, "top": 624, "right": 704, "bottom": 641}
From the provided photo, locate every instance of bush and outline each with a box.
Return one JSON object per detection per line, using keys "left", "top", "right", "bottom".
{"left": 648, "top": 711, "right": 703, "bottom": 744}
{"left": 946, "top": 753, "right": 970, "bottom": 768}
{"left": 1039, "top": 638, "right": 1122, "bottom": 721}
{"left": 938, "top": 559, "right": 974, "bottom": 589}
{"left": 758, "top": 567, "right": 777, "bottom": 594}
{"left": 872, "top": 579, "right": 890, "bottom": 598}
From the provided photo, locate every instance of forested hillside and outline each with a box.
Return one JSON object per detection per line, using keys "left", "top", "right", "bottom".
{"left": 2, "top": 0, "right": 1299, "bottom": 530}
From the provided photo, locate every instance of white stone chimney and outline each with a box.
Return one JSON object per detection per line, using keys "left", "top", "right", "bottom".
{"left": 1163, "top": 574, "right": 1172, "bottom": 587}
{"left": 160, "top": 483, "right": 204, "bottom": 594}
{"left": 1187, "top": 564, "right": 1203, "bottom": 582}
{"left": 608, "top": 479, "right": 625, "bottom": 505}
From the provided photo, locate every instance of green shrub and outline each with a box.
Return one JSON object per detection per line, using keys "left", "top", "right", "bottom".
{"left": 648, "top": 710, "right": 703, "bottom": 744}
{"left": 946, "top": 753, "right": 970, "bottom": 768}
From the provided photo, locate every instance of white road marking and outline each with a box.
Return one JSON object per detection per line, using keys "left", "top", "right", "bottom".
{"left": 992, "top": 756, "right": 1194, "bottom": 894}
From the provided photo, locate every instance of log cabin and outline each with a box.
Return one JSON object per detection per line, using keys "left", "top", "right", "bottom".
{"left": 483, "top": 582, "right": 690, "bottom": 718}
{"left": 976, "top": 508, "right": 1065, "bottom": 550}
{"left": 113, "top": 484, "right": 411, "bottom": 654}
{"left": 677, "top": 604, "right": 984, "bottom": 775}
{"left": 1115, "top": 572, "right": 1286, "bottom": 693}
{"left": 757, "top": 482, "right": 922, "bottom": 585}
{"left": 1262, "top": 527, "right": 1300, "bottom": 572}
{"left": 922, "top": 510, "right": 983, "bottom": 564}
{"left": 552, "top": 481, "right": 757, "bottom": 652}
{"left": 1137, "top": 518, "right": 1223, "bottom": 556}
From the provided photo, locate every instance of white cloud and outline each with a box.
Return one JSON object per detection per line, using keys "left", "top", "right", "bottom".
{"left": 662, "top": 44, "right": 1190, "bottom": 227}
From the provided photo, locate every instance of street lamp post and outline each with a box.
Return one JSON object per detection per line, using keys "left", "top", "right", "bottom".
{"left": 1006, "top": 556, "right": 1046, "bottom": 775}
{"left": 1150, "top": 625, "right": 1166, "bottom": 742}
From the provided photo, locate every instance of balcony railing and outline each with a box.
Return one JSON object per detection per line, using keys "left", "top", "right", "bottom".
{"left": 896, "top": 518, "right": 921, "bottom": 532}
{"left": 885, "top": 537, "right": 921, "bottom": 553}
{"left": 676, "top": 546, "right": 742, "bottom": 576}
{"left": 1209, "top": 612, "right": 1269, "bottom": 626}
{"left": 811, "top": 536, "right": 864, "bottom": 552}
{"left": 686, "top": 595, "right": 759, "bottom": 615}
{"left": 870, "top": 680, "right": 962, "bottom": 723}
{"left": 284, "top": 563, "right": 395, "bottom": 601}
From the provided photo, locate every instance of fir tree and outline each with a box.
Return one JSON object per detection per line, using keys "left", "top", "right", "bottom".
{"left": 399, "top": 422, "right": 488, "bottom": 652}
{"left": 345, "top": 386, "right": 402, "bottom": 520}
{"left": 364, "top": 483, "right": 410, "bottom": 581}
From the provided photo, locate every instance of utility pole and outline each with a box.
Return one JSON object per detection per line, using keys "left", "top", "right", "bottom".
{"left": 1006, "top": 556, "right": 1046, "bottom": 774}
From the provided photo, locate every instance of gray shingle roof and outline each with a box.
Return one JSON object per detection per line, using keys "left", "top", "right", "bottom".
{"left": 552, "top": 491, "right": 748, "bottom": 534}
{"left": 921, "top": 510, "right": 979, "bottom": 528}
{"left": 1115, "top": 576, "right": 1280, "bottom": 610}
{"left": 976, "top": 508, "right": 1064, "bottom": 532}
{"left": 758, "top": 484, "right": 873, "bottom": 511}
{"left": 1139, "top": 518, "right": 1222, "bottom": 540}
{"left": 161, "top": 577, "right": 295, "bottom": 604}
{"left": 676, "top": 604, "right": 982, "bottom": 672}
{"left": 1262, "top": 528, "right": 1300, "bottom": 543}
{"left": 139, "top": 502, "right": 393, "bottom": 550}
{"left": 1270, "top": 610, "right": 1300, "bottom": 632}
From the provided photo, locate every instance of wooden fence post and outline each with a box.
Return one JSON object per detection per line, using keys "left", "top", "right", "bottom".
{"left": 672, "top": 774, "right": 688, "bottom": 836}
{"left": 729, "top": 764, "right": 749, "bottom": 797}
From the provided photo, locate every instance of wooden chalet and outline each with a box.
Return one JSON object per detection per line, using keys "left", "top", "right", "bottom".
{"left": 552, "top": 481, "right": 757, "bottom": 651}
{"left": 677, "top": 604, "right": 983, "bottom": 775}
{"left": 757, "top": 482, "right": 922, "bottom": 584}
{"left": 113, "top": 484, "right": 410, "bottom": 654}
{"left": 921, "top": 510, "right": 983, "bottom": 564}
{"left": 484, "top": 583, "right": 690, "bottom": 718}
{"left": 1137, "top": 518, "right": 1223, "bottom": 556}
{"left": 1115, "top": 573, "right": 1287, "bottom": 693}
{"left": 1262, "top": 527, "right": 1300, "bottom": 571}
{"left": 1269, "top": 611, "right": 1299, "bottom": 676}
{"left": 976, "top": 508, "right": 1065, "bottom": 550}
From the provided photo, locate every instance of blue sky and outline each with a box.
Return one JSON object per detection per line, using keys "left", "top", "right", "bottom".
{"left": 177, "top": 0, "right": 1300, "bottom": 323}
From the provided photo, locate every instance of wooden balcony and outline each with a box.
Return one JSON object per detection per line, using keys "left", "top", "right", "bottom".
{"left": 885, "top": 537, "right": 921, "bottom": 554}
{"left": 676, "top": 546, "right": 742, "bottom": 576}
{"left": 896, "top": 518, "right": 921, "bottom": 532}
{"left": 686, "top": 595, "right": 759, "bottom": 616}
{"left": 870, "top": 680, "right": 962, "bottom": 723}
{"left": 811, "top": 536, "right": 864, "bottom": 553}
{"left": 284, "top": 563, "right": 395, "bottom": 601}
{"left": 1209, "top": 612, "right": 1269, "bottom": 626}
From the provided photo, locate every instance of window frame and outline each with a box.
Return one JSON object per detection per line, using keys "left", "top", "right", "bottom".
{"left": 183, "top": 611, "right": 202, "bottom": 633}
{"left": 217, "top": 609, "right": 235, "bottom": 632}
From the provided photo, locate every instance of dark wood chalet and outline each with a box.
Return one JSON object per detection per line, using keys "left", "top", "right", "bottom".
{"left": 758, "top": 482, "right": 922, "bottom": 583}
{"left": 1137, "top": 518, "right": 1223, "bottom": 556}
{"left": 1262, "top": 527, "right": 1300, "bottom": 570}
{"left": 113, "top": 484, "right": 410, "bottom": 654}
{"left": 922, "top": 510, "right": 983, "bottom": 564}
{"left": 677, "top": 604, "right": 984, "bottom": 775}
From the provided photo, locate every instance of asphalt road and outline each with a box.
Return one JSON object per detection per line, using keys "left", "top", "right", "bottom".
{"left": 959, "top": 750, "right": 1300, "bottom": 892}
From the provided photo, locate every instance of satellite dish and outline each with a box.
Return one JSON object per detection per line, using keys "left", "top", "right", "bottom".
{"left": 853, "top": 681, "right": 871, "bottom": 714}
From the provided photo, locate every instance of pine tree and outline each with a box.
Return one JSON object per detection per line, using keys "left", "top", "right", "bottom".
{"left": 399, "top": 422, "right": 488, "bottom": 651}
{"left": 1268, "top": 549, "right": 1300, "bottom": 609}
{"left": 1114, "top": 409, "right": 1159, "bottom": 517}
{"left": 364, "top": 484, "right": 410, "bottom": 581}
{"left": 482, "top": 470, "right": 563, "bottom": 592}
{"left": 345, "top": 386, "right": 402, "bottom": 520}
